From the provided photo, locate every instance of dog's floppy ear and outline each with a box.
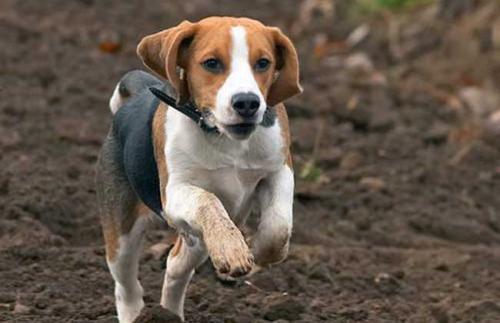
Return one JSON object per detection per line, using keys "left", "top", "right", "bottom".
{"left": 267, "top": 27, "right": 303, "bottom": 106}
{"left": 137, "top": 21, "right": 196, "bottom": 103}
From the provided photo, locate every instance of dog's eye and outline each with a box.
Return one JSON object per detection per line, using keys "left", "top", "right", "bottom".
{"left": 202, "top": 58, "right": 223, "bottom": 73}
{"left": 254, "top": 58, "right": 270, "bottom": 72}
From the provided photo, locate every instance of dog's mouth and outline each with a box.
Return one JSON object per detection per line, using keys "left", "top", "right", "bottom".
{"left": 201, "top": 108, "right": 258, "bottom": 140}
{"left": 222, "top": 122, "right": 257, "bottom": 139}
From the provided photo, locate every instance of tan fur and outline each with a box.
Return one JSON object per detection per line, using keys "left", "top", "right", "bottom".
{"left": 102, "top": 215, "right": 120, "bottom": 262}
{"left": 102, "top": 201, "right": 148, "bottom": 262}
{"left": 137, "top": 17, "right": 301, "bottom": 112}
{"left": 152, "top": 103, "right": 168, "bottom": 207}
{"left": 275, "top": 103, "right": 293, "bottom": 167}
{"left": 170, "top": 235, "right": 183, "bottom": 258}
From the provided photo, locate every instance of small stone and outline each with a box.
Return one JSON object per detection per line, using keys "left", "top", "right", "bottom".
{"left": 345, "top": 52, "right": 374, "bottom": 72}
{"left": 483, "top": 110, "right": 500, "bottom": 149}
{"left": 424, "top": 123, "right": 450, "bottom": 144}
{"left": 374, "top": 272, "right": 401, "bottom": 295}
{"left": 359, "top": 177, "right": 386, "bottom": 192}
{"left": 459, "top": 87, "right": 499, "bottom": 117}
{"left": 13, "top": 302, "right": 30, "bottom": 314}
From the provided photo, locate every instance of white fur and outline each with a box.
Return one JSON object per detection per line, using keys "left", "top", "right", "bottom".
{"left": 108, "top": 217, "right": 147, "bottom": 323}
{"left": 215, "top": 26, "right": 266, "bottom": 126}
{"left": 109, "top": 84, "right": 122, "bottom": 114}
{"left": 252, "top": 165, "right": 294, "bottom": 263}
{"left": 161, "top": 235, "right": 207, "bottom": 320}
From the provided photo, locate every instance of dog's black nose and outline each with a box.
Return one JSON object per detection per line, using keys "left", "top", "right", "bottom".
{"left": 231, "top": 93, "right": 260, "bottom": 118}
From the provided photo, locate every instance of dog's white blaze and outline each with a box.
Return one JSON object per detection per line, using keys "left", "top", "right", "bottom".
{"left": 215, "top": 26, "right": 266, "bottom": 124}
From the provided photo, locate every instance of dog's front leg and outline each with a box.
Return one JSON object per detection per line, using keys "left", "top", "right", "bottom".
{"left": 162, "top": 184, "right": 253, "bottom": 320}
{"left": 166, "top": 183, "right": 255, "bottom": 276}
{"left": 252, "top": 166, "right": 294, "bottom": 267}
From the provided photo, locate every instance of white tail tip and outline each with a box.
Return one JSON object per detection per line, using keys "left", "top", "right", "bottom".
{"left": 109, "top": 84, "right": 123, "bottom": 114}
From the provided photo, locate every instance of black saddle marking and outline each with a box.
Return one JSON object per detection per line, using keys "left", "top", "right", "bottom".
{"left": 112, "top": 88, "right": 164, "bottom": 218}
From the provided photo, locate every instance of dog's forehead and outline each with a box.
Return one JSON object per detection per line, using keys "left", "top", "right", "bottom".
{"left": 197, "top": 16, "right": 266, "bottom": 29}
{"left": 194, "top": 17, "right": 272, "bottom": 51}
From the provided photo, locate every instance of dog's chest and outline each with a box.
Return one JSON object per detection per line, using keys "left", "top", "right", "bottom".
{"left": 165, "top": 112, "right": 284, "bottom": 218}
{"left": 189, "top": 167, "right": 266, "bottom": 218}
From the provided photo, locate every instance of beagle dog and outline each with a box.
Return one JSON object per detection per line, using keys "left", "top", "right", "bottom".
{"left": 96, "top": 17, "right": 301, "bottom": 322}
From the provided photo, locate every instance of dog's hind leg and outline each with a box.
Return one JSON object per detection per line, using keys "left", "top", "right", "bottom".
{"left": 97, "top": 135, "right": 149, "bottom": 323}
{"left": 107, "top": 213, "right": 147, "bottom": 323}
{"left": 160, "top": 235, "right": 207, "bottom": 321}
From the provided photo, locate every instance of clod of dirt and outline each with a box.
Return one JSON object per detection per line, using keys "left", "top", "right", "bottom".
{"left": 338, "top": 308, "right": 369, "bottom": 321}
{"left": 369, "top": 108, "right": 395, "bottom": 132}
{"left": 132, "top": 305, "right": 182, "bottom": 323}
{"left": 345, "top": 52, "right": 374, "bottom": 73}
{"left": 13, "top": 302, "right": 30, "bottom": 314}
{"left": 339, "top": 151, "right": 363, "bottom": 170}
{"left": 334, "top": 104, "right": 372, "bottom": 130}
{"left": 423, "top": 122, "right": 451, "bottom": 145}
{"left": 374, "top": 272, "right": 402, "bottom": 295}
{"left": 430, "top": 304, "right": 450, "bottom": 323}
{"left": 459, "top": 87, "right": 499, "bottom": 118}
{"left": 482, "top": 110, "right": 500, "bottom": 149}
{"left": 263, "top": 297, "right": 305, "bottom": 321}
{"left": 307, "top": 263, "right": 334, "bottom": 283}
{"left": 359, "top": 177, "right": 386, "bottom": 192}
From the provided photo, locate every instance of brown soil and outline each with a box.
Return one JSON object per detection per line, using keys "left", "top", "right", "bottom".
{"left": 1, "top": 0, "right": 500, "bottom": 322}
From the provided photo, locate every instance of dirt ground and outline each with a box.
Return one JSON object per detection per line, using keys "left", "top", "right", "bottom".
{"left": 1, "top": 0, "right": 500, "bottom": 322}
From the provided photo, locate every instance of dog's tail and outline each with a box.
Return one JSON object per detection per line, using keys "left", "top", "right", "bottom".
{"left": 109, "top": 70, "right": 163, "bottom": 114}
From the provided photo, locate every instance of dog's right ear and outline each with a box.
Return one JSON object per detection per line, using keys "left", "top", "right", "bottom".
{"left": 137, "top": 21, "right": 196, "bottom": 103}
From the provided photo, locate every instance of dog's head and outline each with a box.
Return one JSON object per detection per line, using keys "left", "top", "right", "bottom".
{"left": 137, "top": 17, "right": 302, "bottom": 140}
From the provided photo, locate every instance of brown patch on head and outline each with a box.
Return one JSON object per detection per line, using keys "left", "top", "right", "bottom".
{"left": 152, "top": 102, "right": 168, "bottom": 209}
{"left": 183, "top": 18, "right": 233, "bottom": 113}
{"left": 137, "top": 17, "right": 301, "bottom": 112}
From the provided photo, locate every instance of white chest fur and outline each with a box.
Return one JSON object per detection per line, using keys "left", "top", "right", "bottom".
{"left": 164, "top": 109, "right": 284, "bottom": 219}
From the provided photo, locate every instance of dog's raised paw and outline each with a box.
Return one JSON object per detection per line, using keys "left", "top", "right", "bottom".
{"left": 206, "top": 229, "right": 254, "bottom": 278}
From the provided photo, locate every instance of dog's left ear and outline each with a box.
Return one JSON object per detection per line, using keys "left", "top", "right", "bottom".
{"left": 267, "top": 27, "right": 303, "bottom": 106}
{"left": 137, "top": 21, "right": 196, "bottom": 103}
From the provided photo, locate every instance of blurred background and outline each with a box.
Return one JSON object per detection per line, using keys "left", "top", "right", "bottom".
{"left": 1, "top": 0, "right": 500, "bottom": 322}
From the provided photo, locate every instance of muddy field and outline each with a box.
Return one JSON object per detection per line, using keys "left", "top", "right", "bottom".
{"left": 1, "top": 0, "right": 500, "bottom": 322}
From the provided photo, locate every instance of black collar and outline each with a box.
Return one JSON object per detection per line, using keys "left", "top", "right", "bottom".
{"left": 150, "top": 87, "right": 277, "bottom": 133}
{"left": 149, "top": 87, "right": 219, "bottom": 134}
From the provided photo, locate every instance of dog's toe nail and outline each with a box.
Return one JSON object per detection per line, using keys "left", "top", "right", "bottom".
{"left": 231, "top": 268, "right": 246, "bottom": 277}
